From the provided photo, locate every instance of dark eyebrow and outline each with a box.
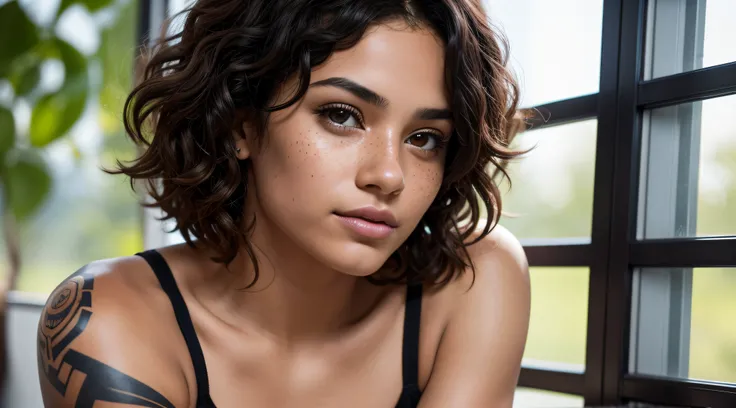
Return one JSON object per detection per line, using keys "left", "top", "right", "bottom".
{"left": 310, "top": 76, "right": 452, "bottom": 121}
{"left": 310, "top": 77, "right": 389, "bottom": 108}
{"left": 415, "top": 107, "right": 452, "bottom": 121}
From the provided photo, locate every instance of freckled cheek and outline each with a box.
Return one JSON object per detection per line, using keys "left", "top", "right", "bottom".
{"left": 260, "top": 130, "right": 345, "bottom": 201}
{"left": 406, "top": 164, "right": 444, "bottom": 204}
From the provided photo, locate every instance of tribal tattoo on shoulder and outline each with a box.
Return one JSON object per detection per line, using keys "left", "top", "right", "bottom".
{"left": 37, "top": 266, "right": 176, "bottom": 408}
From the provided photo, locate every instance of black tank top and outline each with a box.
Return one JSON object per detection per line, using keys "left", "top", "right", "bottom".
{"left": 137, "top": 249, "right": 423, "bottom": 408}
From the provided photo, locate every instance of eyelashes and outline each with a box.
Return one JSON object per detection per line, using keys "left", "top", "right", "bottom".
{"left": 313, "top": 102, "right": 449, "bottom": 152}
{"left": 314, "top": 103, "right": 365, "bottom": 130}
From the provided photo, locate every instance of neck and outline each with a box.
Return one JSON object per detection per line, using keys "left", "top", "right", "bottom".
{"left": 203, "top": 211, "right": 382, "bottom": 344}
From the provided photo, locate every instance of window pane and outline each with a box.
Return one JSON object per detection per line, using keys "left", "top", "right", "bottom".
{"left": 168, "top": 0, "right": 193, "bottom": 14}
{"left": 483, "top": 0, "right": 603, "bottom": 107}
{"left": 0, "top": 1, "right": 142, "bottom": 294}
{"left": 144, "top": 0, "right": 191, "bottom": 248}
{"left": 501, "top": 120, "right": 597, "bottom": 241}
{"left": 644, "top": 0, "right": 736, "bottom": 80}
{"left": 637, "top": 94, "right": 736, "bottom": 239}
{"left": 167, "top": 0, "right": 191, "bottom": 35}
{"left": 630, "top": 267, "right": 736, "bottom": 383}
{"left": 513, "top": 388, "right": 584, "bottom": 408}
{"left": 523, "top": 267, "right": 588, "bottom": 371}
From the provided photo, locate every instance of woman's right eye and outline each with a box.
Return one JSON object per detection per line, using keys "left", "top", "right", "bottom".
{"left": 317, "top": 104, "right": 363, "bottom": 130}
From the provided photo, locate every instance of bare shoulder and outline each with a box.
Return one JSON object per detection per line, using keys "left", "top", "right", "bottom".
{"left": 460, "top": 222, "right": 529, "bottom": 293}
{"left": 37, "top": 255, "right": 190, "bottom": 408}
{"left": 424, "top": 222, "right": 529, "bottom": 314}
{"left": 417, "top": 223, "right": 530, "bottom": 407}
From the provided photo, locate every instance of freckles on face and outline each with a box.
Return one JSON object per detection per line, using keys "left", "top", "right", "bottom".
{"left": 249, "top": 108, "right": 354, "bottom": 218}
{"left": 406, "top": 162, "right": 444, "bottom": 209}
{"left": 246, "top": 20, "right": 452, "bottom": 274}
{"left": 316, "top": 21, "right": 449, "bottom": 209}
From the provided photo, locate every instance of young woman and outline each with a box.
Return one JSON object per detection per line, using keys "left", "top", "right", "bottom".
{"left": 36, "top": 0, "right": 531, "bottom": 407}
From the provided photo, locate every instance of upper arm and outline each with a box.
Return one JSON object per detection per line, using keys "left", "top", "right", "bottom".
{"left": 37, "top": 262, "right": 189, "bottom": 408}
{"left": 419, "top": 225, "right": 531, "bottom": 408}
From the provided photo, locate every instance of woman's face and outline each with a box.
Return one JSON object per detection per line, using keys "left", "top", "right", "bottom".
{"left": 242, "top": 20, "right": 451, "bottom": 276}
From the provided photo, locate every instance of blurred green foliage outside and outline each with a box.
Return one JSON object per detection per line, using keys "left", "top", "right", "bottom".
{"left": 0, "top": 0, "right": 142, "bottom": 292}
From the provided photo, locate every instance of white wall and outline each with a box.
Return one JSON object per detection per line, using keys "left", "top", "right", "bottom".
{"left": 2, "top": 297, "right": 45, "bottom": 408}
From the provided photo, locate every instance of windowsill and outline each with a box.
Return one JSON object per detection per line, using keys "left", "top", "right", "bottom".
{"left": 5, "top": 291, "right": 47, "bottom": 308}
{"left": 523, "top": 358, "right": 586, "bottom": 374}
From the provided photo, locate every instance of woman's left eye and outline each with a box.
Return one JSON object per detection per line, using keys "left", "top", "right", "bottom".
{"left": 406, "top": 132, "right": 443, "bottom": 151}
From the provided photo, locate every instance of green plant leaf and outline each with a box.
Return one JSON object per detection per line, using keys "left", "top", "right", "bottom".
{"left": 0, "top": 1, "right": 39, "bottom": 78}
{"left": 29, "top": 38, "right": 89, "bottom": 147}
{"left": 29, "top": 89, "right": 87, "bottom": 147}
{"left": 2, "top": 149, "right": 52, "bottom": 221}
{"left": 0, "top": 107, "right": 15, "bottom": 163}
{"left": 9, "top": 56, "right": 42, "bottom": 97}
{"left": 58, "top": 0, "right": 116, "bottom": 17}
{"left": 56, "top": 38, "right": 87, "bottom": 77}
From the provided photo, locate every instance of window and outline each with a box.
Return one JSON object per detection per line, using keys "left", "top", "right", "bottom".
{"left": 502, "top": 120, "right": 597, "bottom": 241}
{"left": 630, "top": 267, "right": 736, "bottom": 383}
{"left": 505, "top": 0, "right": 736, "bottom": 406}
{"left": 484, "top": 0, "right": 604, "bottom": 107}
{"left": 644, "top": 0, "right": 736, "bottom": 79}
{"left": 523, "top": 267, "right": 588, "bottom": 371}
{"left": 638, "top": 92, "right": 736, "bottom": 239}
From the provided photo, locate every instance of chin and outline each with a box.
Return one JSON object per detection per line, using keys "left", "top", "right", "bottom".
{"left": 318, "top": 240, "right": 396, "bottom": 277}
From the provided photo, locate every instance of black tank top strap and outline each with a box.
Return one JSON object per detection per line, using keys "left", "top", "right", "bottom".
{"left": 402, "top": 282, "right": 423, "bottom": 388}
{"left": 136, "top": 249, "right": 216, "bottom": 407}
{"left": 395, "top": 282, "right": 423, "bottom": 407}
{"left": 137, "top": 249, "right": 420, "bottom": 408}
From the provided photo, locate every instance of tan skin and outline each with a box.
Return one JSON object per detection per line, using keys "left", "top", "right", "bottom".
{"left": 37, "top": 20, "right": 530, "bottom": 408}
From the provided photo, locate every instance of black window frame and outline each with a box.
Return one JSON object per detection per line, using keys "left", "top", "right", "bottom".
{"left": 516, "top": 0, "right": 736, "bottom": 407}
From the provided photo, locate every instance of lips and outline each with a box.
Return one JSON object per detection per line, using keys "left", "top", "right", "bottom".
{"left": 333, "top": 207, "right": 399, "bottom": 240}
{"left": 335, "top": 207, "right": 399, "bottom": 228}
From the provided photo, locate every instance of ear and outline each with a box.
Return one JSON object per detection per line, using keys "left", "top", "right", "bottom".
{"left": 233, "top": 120, "right": 254, "bottom": 160}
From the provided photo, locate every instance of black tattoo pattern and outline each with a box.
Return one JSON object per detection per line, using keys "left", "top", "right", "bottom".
{"left": 38, "top": 267, "right": 175, "bottom": 408}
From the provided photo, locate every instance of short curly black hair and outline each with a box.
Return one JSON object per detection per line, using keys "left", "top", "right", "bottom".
{"left": 110, "top": 0, "right": 526, "bottom": 287}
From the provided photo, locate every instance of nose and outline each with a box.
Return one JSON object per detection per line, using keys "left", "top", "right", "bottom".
{"left": 355, "top": 133, "right": 405, "bottom": 196}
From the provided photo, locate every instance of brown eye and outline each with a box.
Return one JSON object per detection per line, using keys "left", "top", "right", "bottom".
{"left": 315, "top": 104, "right": 363, "bottom": 131}
{"left": 324, "top": 108, "right": 361, "bottom": 128}
{"left": 327, "top": 109, "right": 353, "bottom": 125}
{"left": 407, "top": 133, "right": 430, "bottom": 147}
{"left": 406, "top": 133, "right": 437, "bottom": 150}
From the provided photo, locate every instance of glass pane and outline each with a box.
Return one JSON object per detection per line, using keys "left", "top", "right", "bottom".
{"left": 140, "top": 0, "right": 190, "bottom": 248}
{"left": 167, "top": 0, "right": 192, "bottom": 34}
{"left": 0, "top": 1, "right": 142, "bottom": 294}
{"left": 523, "top": 267, "right": 588, "bottom": 371}
{"left": 168, "top": 0, "right": 192, "bottom": 13}
{"left": 645, "top": 0, "right": 736, "bottom": 80}
{"left": 513, "top": 388, "right": 584, "bottom": 408}
{"left": 637, "top": 94, "right": 736, "bottom": 239}
{"left": 630, "top": 267, "right": 736, "bottom": 383}
{"left": 501, "top": 120, "right": 597, "bottom": 241}
{"left": 483, "top": 0, "right": 603, "bottom": 107}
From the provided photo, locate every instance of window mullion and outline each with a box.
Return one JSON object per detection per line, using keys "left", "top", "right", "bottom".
{"left": 629, "top": 0, "right": 707, "bottom": 381}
